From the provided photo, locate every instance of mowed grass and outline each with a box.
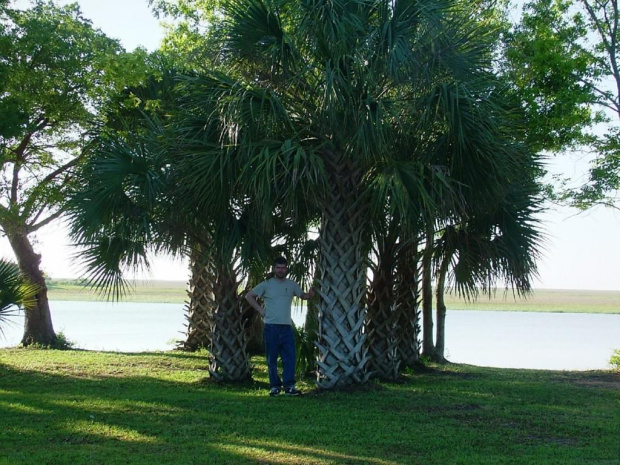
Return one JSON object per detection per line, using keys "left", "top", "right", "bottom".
{"left": 47, "top": 279, "right": 620, "bottom": 313}
{"left": 0, "top": 349, "right": 618, "bottom": 465}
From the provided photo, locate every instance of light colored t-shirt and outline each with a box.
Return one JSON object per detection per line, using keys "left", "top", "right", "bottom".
{"left": 252, "top": 278, "right": 303, "bottom": 325}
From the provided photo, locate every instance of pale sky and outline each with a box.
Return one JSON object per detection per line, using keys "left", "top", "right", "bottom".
{"left": 2, "top": 0, "right": 620, "bottom": 291}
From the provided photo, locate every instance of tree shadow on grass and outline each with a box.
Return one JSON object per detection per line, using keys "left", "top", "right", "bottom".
{"left": 1, "top": 355, "right": 619, "bottom": 464}
{"left": 0, "top": 359, "right": 405, "bottom": 464}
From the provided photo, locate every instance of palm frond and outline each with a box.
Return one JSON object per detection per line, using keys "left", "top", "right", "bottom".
{"left": 0, "top": 259, "right": 38, "bottom": 336}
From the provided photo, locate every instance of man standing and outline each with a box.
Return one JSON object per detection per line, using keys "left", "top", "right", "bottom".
{"left": 246, "top": 257, "right": 315, "bottom": 396}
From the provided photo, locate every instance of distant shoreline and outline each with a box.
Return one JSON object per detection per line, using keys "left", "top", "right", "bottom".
{"left": 46, "top": 279, "right": 620, "bottom": 314}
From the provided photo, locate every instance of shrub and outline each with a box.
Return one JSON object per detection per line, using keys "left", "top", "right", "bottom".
{"left": 0, "top": 259, "right": 38, "bottom": 336}
{"left": 293, "top": 323, "right": 317, "bottom": 378}
{"left": 610, "top": 350, "right": 620, "bottom": 371}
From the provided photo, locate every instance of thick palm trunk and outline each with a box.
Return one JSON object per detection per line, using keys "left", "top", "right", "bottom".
{"left": 7, "top": 231, "right": 56, "bottom": 346}
{"left": 316, "top": 154, "right": 370, "bottom": 389}
{"left": 179, "top": 245, "right": 214, "bottom": 351}
{"left": 241, "top": 288, "right": 264, "bottom": 355}
{"left": 180, "top": 244, "right": 250, "bottom": 381}
{"left": 366, "top": 237, "right": 399, "bottom": 381}
{"left": 209, "top": 263, "right": 251, "bottom": 381}
{"left": 395, "top": 243, "right": 421, "bottom": 369}
{"left": 242, "top": 268, "right": 269, "bottom": 355}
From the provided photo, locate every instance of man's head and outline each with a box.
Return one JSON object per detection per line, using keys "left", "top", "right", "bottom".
{"left": 273, "top": 256, "right": 288, "bottom": 279}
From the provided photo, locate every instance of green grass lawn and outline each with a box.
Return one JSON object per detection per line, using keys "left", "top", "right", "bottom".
{"left": 47, "top": 279, "right": 620, "bottom": 313}
{"left": 1, "top": 349, "right": 619, "bottom": 465}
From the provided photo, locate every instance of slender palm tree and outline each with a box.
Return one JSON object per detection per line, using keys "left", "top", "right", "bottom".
{"left": 394, "top": 237, "right": 422, "bottom": 369}
{"left": 181, "top": 243, "right": 216, "bottom": 351}
{"left": 417, "top": 76, "right": 545, "bottom": 362}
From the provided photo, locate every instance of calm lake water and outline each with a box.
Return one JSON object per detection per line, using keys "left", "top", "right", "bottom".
{"left": 1, "top": 300, "right": 618, "bottom": 371}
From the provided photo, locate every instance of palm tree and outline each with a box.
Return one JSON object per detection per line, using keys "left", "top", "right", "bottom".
{"left": 181, "top": 243, "right": 216, "bottom": 351}
{"left": 394, "top": 238, "right": 422, "bottom": 369}
{"left": 0, "top": 258, "right": 38, "bottom": 338}
{"left": 366, "top": 221, "right": 400, "bottom": 380}
{"left": 416, "top": 76, "right": 545, "bottom": 362}
{"left": 174, "top": 0, "right": 513, "bottom": 388}
{"left": 68, "top": 117, "right": 259, "bottom": 381}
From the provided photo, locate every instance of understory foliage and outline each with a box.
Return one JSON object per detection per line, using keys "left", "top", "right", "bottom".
{"left": 610, "top": 349, "right": 620, "bottom": 372}
{"left": 0, "top": 258, "right": 37, "bottom": 334}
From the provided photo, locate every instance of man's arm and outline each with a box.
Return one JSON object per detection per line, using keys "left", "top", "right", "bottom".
{"left": 245, "top": 290, "right": 265, "bottom": 317}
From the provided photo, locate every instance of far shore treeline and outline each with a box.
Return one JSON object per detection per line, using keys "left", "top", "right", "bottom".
{"left": 46, "top": 279, "right": 620, "bottom": 314}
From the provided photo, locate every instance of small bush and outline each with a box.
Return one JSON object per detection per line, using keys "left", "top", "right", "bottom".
{"left": 22, "top": 331, "right": 76, "bottom": 350}
{"left": 292, "top": 323, "right": 316, "bottom": 378}
{"left": 610, "top": 349, "right": 620, "bottom": 371}
{"left": 53, "top": 331, "right": 76, "bottom": 350}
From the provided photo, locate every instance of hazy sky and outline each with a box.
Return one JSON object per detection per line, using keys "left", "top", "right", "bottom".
{"left": 3, "top": 0, "right": 620, "bottom": 291}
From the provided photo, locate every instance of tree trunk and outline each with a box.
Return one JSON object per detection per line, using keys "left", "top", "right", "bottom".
{"left": 179, "top": 244, "right": 250, "bottom": 381}
{"left": 433, "top": 251, "right": 451, "bottom": 363}
{"left": 179, "top": 245, "right": 214, "bottom": 351}
{"left": 241, "top": 288, "right": 264, "bottom": 355}
{"left": 395, "top": 241, "right": 421, "bottom": 369}
{"left": 6, "top": 231, "right": 56, "bottom": 346}
{"left": 209, "top": 262, "right": 251, "bottom": 382}
{"left": 242, "top": 267, "right": 268, "bottom": 355}
{"left": 8, "top": 234, "right": 56, "bottom": 346}
{"left": 304, "top": 266, "right": 321, "bottom": 341}
{"left": 421, "top": 224, "right": 435, "bottom": 358}
{"left": 366, "top": 235, "right": 399, "bottom": 381}
{"left": 316, "top": 153, "right": 370, "bottom": 389}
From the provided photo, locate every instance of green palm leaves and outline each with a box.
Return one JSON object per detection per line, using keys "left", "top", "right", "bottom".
{"left": 0, "top": 259, "right": 38, "bottom": 336}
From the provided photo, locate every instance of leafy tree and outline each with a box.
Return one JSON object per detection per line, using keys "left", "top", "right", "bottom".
{"left": 504, "top": 0, "right": 620, "bottom": 210}
{"left": 0, "top": 1, "right": 148, "bottom": 345}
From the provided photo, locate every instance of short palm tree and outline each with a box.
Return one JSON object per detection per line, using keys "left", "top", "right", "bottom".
{"left": 0, "top": 258, "right": 38, "bottom": 337}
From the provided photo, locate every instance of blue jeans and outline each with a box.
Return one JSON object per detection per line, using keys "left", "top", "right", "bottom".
{"left": 264, "top": 324, "right": 296, "bottom": 389}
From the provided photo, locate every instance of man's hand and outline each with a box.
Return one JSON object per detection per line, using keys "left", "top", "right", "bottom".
{"left": 246, "top": 291, "right": 265, "bottom": 317}
{"left": 302, "top": 287, "right": 316, "bottom": 300}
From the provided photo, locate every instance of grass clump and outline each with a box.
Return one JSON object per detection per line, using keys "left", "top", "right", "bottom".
{"left": 1, "top": 348, "right": 619, "bottom": 464}
{"left": 610, "top": 349, "right": 620, "bottom": 371}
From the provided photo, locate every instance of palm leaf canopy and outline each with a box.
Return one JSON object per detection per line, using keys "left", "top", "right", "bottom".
{"left": 172, "top": 0, "right": 508, "bottom": 230}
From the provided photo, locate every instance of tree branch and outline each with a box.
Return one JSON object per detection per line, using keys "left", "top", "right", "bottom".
{"left": 9, "top": 117, "right": 51, "bottom": 206}
{"left": 581, "top": 0, "right": 620, "bottom": 118}
{"left": 38, "top": 152, "right": 86, "bottom": 187}
{"left": 29, "top": 207, "right": 67, "bottom": 232}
